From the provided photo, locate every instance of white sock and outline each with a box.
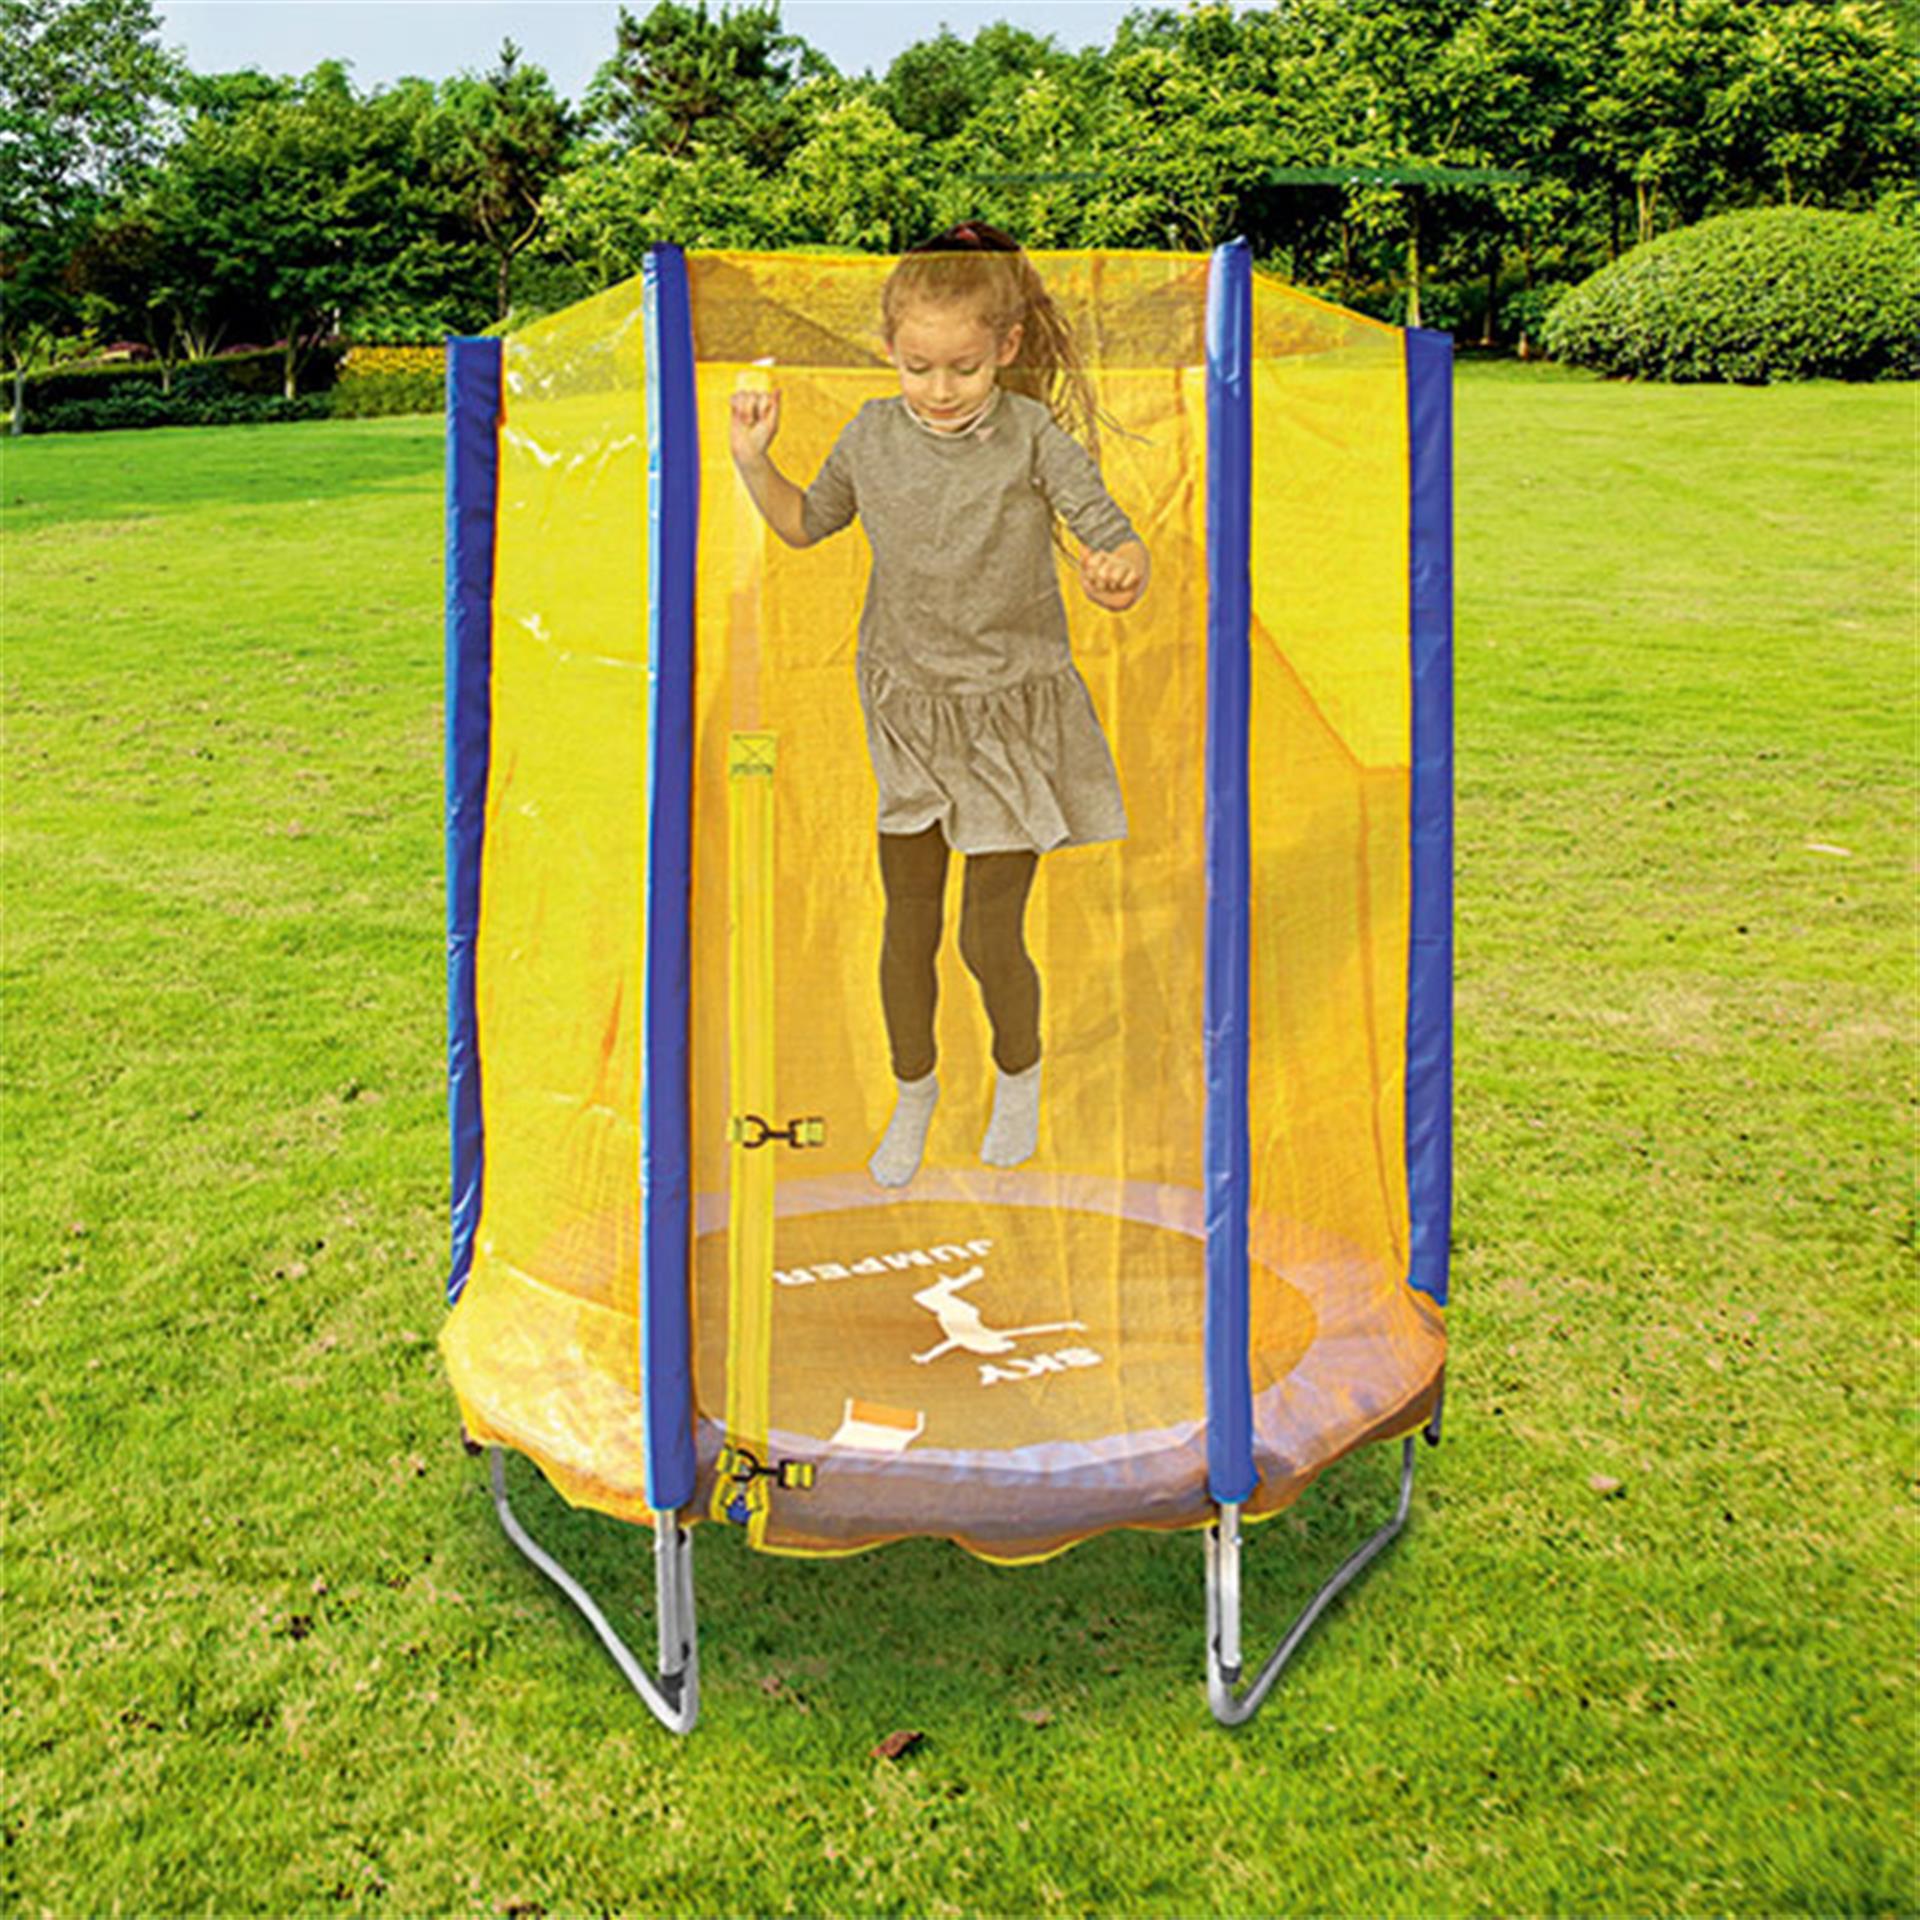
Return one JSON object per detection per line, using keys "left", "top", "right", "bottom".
{"left": 980, "top": 1060, "right": 1042, "bottom": 1168}
{"left": 870, "top": 1072, "right": 939, "bottom": 1188}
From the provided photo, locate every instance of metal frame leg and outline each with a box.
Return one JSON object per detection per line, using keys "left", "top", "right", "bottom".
{"left": 487, "top": 1448, "right": 700, "bottom": 1735}
{"left": 1205, "top": 1421, "right": 1431, "bottom": 1727}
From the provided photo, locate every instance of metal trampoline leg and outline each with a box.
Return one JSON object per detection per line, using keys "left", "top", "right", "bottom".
{"left": 487, "top": 1448, "right": 700, "bottom": 1735}
{"left": 1205, "top": 1435, "right": 1418, "bottom": 1727}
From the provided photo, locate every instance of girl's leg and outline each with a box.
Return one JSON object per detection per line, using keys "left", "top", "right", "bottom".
{"left": 878, "top": 824, "right": 949, "bottom": 1080}
{"left": 958, "top": 850, "right": 1042, "bottom": 1166}
{"left": 872, "top": 825, "right": 949, "bottom": 1186}
{"left": 958, "top": 850, "right": 1040, "bottom": 1073}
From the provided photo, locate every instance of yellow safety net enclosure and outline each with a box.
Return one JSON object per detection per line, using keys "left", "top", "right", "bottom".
{"left": 439, "top": 241, "right": 1452, "bottom": 1730}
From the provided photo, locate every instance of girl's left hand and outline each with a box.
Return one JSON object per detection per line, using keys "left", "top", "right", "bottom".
{"left": 1079, "top": 540, "right": 1148, "bottom": 612}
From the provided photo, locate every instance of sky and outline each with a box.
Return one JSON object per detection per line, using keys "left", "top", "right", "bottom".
{"left": 151, "top": 2, "right": 1165, "bottom": 101}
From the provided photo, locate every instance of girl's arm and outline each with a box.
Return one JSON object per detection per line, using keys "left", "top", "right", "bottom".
{"left": 730, "top": 390, "right": 813, "bottom": 549}
{"left": 1031, "top": 412, "right": 1149, "bottom": 613}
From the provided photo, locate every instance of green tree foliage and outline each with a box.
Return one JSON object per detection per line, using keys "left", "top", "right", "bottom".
{"left": 137, "top": 64, "right": 476, "bottom": 396}
{"left": 583, "top": 0, "right": 827, "bottom": 167}
{"left": 1715, "top": 3, "right": 1913, "bottom": 207}
{"left": 878, "top": 23, "right": 1071, "bottom": 141}
{"left": 1589, "top": 0, "right": 1913, "bottom": 247}
{"left": 175, "top": 67, "right": 297, "bottom": 125}
{"left": 428, "top": 41, "right": 576, "bottom": 322}
{"left": 940, "top": 57, "right": 1119, "bottom": 245}
{"left": 545, "top": 143, "right": 780, "bottom": 281}
{"left": 0, "top": 0, "right": 183, "bottom": 427}
{"left": 15, "top": 0, "right": 1920, "bottom": 409}
{"left": 1414, "top": 0, "right": 1608, "bottom": 299}
{"left": 0, "top": 0, "right": 182, "bottom": 222}
{"left": 777, "top": 90, "right": 929, "bottom": 251}
{"left": 63, "top": 212, "right": 193, "bottom": 377}
{"left": 548, "top": 1, "right": 841, "bottom": 273}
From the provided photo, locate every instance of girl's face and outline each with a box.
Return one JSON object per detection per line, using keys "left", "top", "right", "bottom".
{"left": 887, "top": 301, "right": 1022, "bottom": 430}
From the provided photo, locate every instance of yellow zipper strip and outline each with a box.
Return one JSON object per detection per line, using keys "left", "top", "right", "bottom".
{"left": 714, "top": 730, "right": 778, "bottom": 1543}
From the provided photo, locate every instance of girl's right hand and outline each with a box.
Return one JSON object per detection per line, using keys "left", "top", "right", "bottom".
{"left": 730, "top": 389, "right": 780, "bottom": 466}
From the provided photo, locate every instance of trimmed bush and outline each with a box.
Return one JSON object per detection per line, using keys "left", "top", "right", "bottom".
{"left": 329, "top": 344, "right": 444, "bottom": 420}
{"left": 1542, "top": 208, "right": 1919, "bottom": 383}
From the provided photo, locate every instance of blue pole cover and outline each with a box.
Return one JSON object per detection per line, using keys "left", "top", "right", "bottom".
{"left": 1404, "top": 328, "right": 1454, "bottom": 1306}
{"left": 1204, "top": 239, "right": 1258, "bottom": 1506}
{"left": 640, "top": 245, "right": 700, "bottom": 1512}
{"left": 444, "top": 336, "right": 501, "bottom": 1306}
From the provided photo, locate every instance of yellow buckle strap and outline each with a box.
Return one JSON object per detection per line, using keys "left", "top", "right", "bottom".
{"left": 713, "top": 733, "right": 780, "bottom": 1541}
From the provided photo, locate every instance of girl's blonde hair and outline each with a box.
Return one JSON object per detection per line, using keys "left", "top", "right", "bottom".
{"left": 881, "top": 221, "right": 1102, "bottom": 461}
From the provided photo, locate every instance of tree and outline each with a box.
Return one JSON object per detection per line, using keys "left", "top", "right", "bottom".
{"left": 1094, "top": 16, "right": 1329, "bottom": 252}
{"left": 0, "top": 0, "right": 183, "bottom": 428}
{"left": 878, "top": 27, "right": 982, "bottom": 142}
{"left": 0, "top": 0, "right": 183, "bottom": 220}
{"left": 879, "top": 22, "right": 1070, "bottom": 142}
{"left": 144, "top": 63, "right": 475, "bottom": 397}
{"left": 1591, "top": 0, "right": 1756, "bottom": 244}
{"left": 10, "top": 0, "right": 1913, "bottom": 387}
{"left": 1454, "top": 0, "right": 1617, "bottom": 294}
{"left": 582, "top": 1, "right": 827, "bottom": 167}
{"left": 358, "top": 75, "right": 494, "bottom": 339}
{"left": 1394, "top": 0, "right": 1614, "bottom": 336}
{"left": 430, "top": 42, "right": 576, "bottom": 322}
{"left": 940, "top": 56, "right": 1123, "bottom": 247}
{"left": 62, "top": 212, "right": 193, "bottom": 380}
{"left": 1717, "top": 2, "right": 1913, "bottom": 206}
{"left": 1149, "top": 0, "right": 1490, "bottom": 322}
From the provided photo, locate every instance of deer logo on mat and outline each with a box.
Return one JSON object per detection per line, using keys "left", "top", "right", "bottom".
{"left": 910, "top": 1266, "right": 1086, "bottom": 1365}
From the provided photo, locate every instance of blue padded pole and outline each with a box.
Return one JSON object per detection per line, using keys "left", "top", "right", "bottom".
{"left": 444, "top": 336, "right": 502, "bottom": 1306}
{"left": 1404, "top": 329, "right": 1454, "bottom": 1306}
{"left": 1204, "top": 239, "right": 1258, "bottom": 1506}
{"left": 640, "top": 245, "right": 699, "bottom": 1512}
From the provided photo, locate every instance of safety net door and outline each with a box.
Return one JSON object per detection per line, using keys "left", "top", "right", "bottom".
{"left": 688, "top": 252, "right": 1247, "bottom": 1562}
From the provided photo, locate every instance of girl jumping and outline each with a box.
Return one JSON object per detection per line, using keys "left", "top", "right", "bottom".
{"left": 728, "top": 221, "right": 1149, "bottom": 1188}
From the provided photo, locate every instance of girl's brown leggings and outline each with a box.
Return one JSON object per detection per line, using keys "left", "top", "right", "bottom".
{"left": 878, "top": 824, "right": 1039, "bottom": 1082}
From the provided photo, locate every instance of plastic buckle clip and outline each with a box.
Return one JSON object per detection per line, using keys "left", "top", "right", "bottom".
{"left": 727, "top": 1114, "right": 826, "bottom": 1151}
{"left": 721, "top": 1445, "right": 817, "bottom": 1496}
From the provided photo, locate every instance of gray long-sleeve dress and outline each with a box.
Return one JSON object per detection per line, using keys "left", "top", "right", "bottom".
{"left": 801, "top": 388, "right": 1138, "bottom": 856}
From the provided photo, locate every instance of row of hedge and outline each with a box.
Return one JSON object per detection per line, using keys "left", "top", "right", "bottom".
{"left": 28, "top": 389, "right": 332, "bottom": 432}
{"left": 22, "top": 344, "right": 333, "bottom": 408}
{"left": 18, "top": 344, "right": 447, "bottom": 433}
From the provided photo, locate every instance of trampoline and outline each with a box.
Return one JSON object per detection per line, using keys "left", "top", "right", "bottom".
{"left": 438, "top": 242, "right": 1452, "bottom": 1731}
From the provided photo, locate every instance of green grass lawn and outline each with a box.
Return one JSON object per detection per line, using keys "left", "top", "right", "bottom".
{"left": 3, "top": 366, "right": 1912, "bottom": 1916}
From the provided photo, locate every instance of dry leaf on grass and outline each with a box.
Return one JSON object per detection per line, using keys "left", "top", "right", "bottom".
{"left": 871, "top": 1729, "right": 925, "bottom": 1761}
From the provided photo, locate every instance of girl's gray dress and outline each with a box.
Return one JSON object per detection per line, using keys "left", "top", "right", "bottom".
{"left": 801, "top": 389, "right": 1137, "bottom": 856}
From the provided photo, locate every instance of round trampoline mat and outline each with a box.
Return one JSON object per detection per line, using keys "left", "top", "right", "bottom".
{"left": 694, "top": 1190, "right": 1317, "bottom": 1462}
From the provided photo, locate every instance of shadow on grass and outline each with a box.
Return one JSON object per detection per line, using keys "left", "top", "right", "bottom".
{"left": 477, "top": 1435, "right": 1431, "bottom": 1740}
